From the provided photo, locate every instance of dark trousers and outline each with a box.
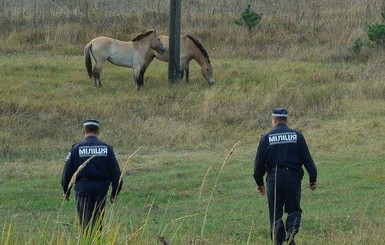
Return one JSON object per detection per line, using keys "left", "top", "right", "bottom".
{"left": 266, "top": 167, "right": 302, "bottom": 245}
{"left": 75, "top": 180, "right": 109, "bottom": 234}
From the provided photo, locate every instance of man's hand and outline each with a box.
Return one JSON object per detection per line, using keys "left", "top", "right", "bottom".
{"left": 257, "top": 185, "right": 265, "bottom": 196}
{"left": 309, "top": 182, "right": 317, "bottom": 190}
{"left": 63, "top": 193, "right": 70, "bottom": 201}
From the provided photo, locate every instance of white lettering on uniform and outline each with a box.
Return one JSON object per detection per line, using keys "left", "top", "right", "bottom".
{"left": 78, "top": 146, "right": 108, "bottom": 157}
{"left": 268, "top": 133, "right": 297, "bottom": 145}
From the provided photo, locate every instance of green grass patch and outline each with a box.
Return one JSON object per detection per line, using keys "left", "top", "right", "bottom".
{"left": 1, "top": 52, "right": 385, "bottom": 244}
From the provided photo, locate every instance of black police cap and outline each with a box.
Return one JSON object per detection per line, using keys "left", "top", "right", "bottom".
{"left": 272, "top": 108, "right": 288, "bottom": 117}
{"left": 83, "top": 119, "right": 100, "bottom": 127}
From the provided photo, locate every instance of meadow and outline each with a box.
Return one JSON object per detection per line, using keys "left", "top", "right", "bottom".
{"left": 1, "top": 0, "right": 385, "bottom": 244}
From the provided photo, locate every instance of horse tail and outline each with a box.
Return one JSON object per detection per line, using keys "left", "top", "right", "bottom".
{"left": 84, "top": 42, "right": 93, "bottom": 79}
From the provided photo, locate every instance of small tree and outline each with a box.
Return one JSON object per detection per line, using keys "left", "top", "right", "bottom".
{"left": 235, "top": 5, "right": 262, "bottom": 35}
{"left": 366, "top": 10, "right": 385, "bottom": 47}
{"left": 351, "top": 38, "right": 364, "bottom": 53}
{"left": 367, "top": 23, "right": 385, "bottom": 47}
{"left": 351, "top": 10, "right": 385, "bottom": 53}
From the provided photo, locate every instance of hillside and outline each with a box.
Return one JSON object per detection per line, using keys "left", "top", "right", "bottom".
{"left": 1, "top": 1, "right": 385, "bottom": 244}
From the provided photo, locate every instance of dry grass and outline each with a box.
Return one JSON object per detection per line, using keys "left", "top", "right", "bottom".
{"left": 1, "top": 1, "right": 385, "bottom": 244}
{"left": 200, "top": 140, "right": 240, "bottom": 238}
{"left": 1, "top": 0, "right": 385, "bottom": 60}
{"left": 115, "top": 146, "right": 142, "bottom": 198}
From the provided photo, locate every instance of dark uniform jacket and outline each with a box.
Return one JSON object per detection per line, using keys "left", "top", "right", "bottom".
{"left": 61, "top": 135, "right": 122, "bottom": 197}
{"left": 253, "top": 123, "right": 317, "bottom": 186}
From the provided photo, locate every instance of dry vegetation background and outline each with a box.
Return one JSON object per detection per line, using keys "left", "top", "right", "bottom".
{"left": 1, "top": 0, "right": 385, "bottom": 60}
{"left": 1, "top": 1, "right": 385, "bottom": 244}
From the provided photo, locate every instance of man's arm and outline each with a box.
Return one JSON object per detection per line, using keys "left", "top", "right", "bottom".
{"left": 298, "top": 133, "right": 317, "bottom": 186}
{"left": 108, "top": 146, "right": 123, "bottom": 202}
{"left": 253, "top": 137, "right": 267, "bottom": 187}
{"left": 61, "top": 149, "right": 75, "bottom": 199}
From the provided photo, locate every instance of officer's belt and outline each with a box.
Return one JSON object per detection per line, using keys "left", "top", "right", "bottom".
{"left": 78, "top": 176, "right": 106, "bottom": 181}
{"left": 267, "top": 165, "right": 297, "bottom": 171}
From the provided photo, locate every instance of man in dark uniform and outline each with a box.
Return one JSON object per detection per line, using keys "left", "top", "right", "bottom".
{"left": 253, "top": 108, "right": 317, "bottom": 245}
{"left": 61, "top": 119, "right": 123, "bottom": 234}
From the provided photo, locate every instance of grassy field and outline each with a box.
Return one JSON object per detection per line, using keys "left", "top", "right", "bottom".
{"left": 1, "top": 0, "right": 385, "bottom": 244}
{"left": 1, "top": 51, "right": 385, "bottom": 244}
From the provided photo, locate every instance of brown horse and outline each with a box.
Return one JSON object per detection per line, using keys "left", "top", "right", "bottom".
{"left": 153, "top": 35, "right": 215, "bottom": 85}
{"left": 84, "top": 30, "right": 165, "bottom": 90}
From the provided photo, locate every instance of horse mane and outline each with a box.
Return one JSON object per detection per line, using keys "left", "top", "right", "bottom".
{"left": 186, "top": 35, "right": 211, "bottom": 63}
{"left": 132, "top": 30, "right": 155, "bottom": 42}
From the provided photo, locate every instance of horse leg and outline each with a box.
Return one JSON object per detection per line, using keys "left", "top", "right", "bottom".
{"left": 180, "top": 70, "right": 185, "bottom": 81}
{"left": 182, "top": 60, "right": 190, "bottom": 83}
{"left": 133, "top": 67, "right": 145, "bottom": 91}
{"left": 93, "top": 61, "right": 105, "bottom": 87}
{"left": 139, "top": 67, "right": 146, "bottom": 86}
{"left": 92, "top": 72, "right": 98, "bottom": 87}
{"left": 185, "top": 67, "right": 190, "bottom": 83}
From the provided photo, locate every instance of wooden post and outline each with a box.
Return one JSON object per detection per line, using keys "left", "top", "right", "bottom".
{"left": 168, "top": 0, "right": 181, "bottom": 84}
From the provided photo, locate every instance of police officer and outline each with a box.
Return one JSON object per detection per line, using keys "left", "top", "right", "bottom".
{"left": 253, "top": 108, "right": 317, "bottom": 245}
{"left": 61, "top": 119, "right": 122, "bottom": 234}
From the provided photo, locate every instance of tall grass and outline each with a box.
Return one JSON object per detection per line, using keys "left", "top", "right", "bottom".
{"left": 1, "top": 0, "right": 385, "bottom": 59}
{"left": 2, "top": 150, "right": 385, "bottom": 244}
{"left": 200, "top": 140, "right": 240, "bottom": 239}
{"left": 0, "top": 143, "right": 255, "bottom": 244}
{"left": 1, "top": 0, "right": 385, "bottom": 244}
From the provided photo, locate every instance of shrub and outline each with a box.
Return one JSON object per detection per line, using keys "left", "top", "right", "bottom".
{"left": 367, "top": 23, "right": 385, "bottom": 47}
{"left": 351, "top": 38, "right": 364, "bottom": 53}
{"left": 234, "top": 4, "right": 262, "bottom": 34}
{"left": 351, "top": 10, "right": 385, "bottom": 53}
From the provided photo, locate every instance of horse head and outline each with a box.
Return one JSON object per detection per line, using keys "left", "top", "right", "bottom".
{"left": 151, "top": 30, "right": 166, "bottom": 54}
{"left": 201, "top": 61, "right": 215, "bottom": 85}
